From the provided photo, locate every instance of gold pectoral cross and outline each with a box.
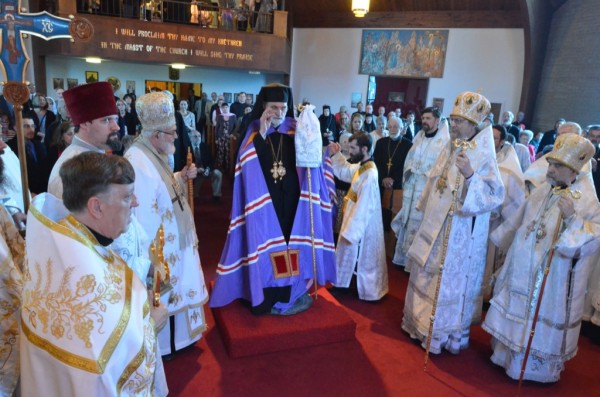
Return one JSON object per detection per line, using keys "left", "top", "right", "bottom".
{"left": 387, "top": 159, "right": 393, "bottom": 173}
{"left": 552, "top": 186, "right": 582, "bottom": 200}
{"left": 435, "top": 139, "right": 478, "bottom": 195}
{"left": 270, "top": 161, "right": 286, "bottom": 183}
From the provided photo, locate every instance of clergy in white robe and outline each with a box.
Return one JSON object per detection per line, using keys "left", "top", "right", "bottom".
{"left": 329, "top": 133, "right": 388, "bottom": 301}
{"left": 483, "top": 130, "right": 526, "bottom": 300}
{"left": 402, "top": 92, "right": 505, "bottom": 354}
{"left": 0, "top": 204, "right": 23, "bottom": 396}
{"left": 523, "top": 122, "right": 588, "bottom": 195}
{"left": 127, "top": 92, "right": 208, "bottom": 355}
{"left": 483, "top": 133, "right": 600, "bottom": 383}
{"left": 21, "top": 153, "right": 163, "bottom": 396}
{"left": 391, "top": 108, "right": 450, "bottom": 271}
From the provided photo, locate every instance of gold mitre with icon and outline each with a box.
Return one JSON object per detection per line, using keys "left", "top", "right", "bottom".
{"left": 450, "top": 91, "right": 491, "bottom": 125}
{"left": 546, "top": 133, "right": 595, "bottom": 173}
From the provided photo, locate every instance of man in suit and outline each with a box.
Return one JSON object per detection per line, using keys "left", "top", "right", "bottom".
{"left": 190, "top": 130, "right": 222, "bottom": 201}
{"left": 536, "top": 118, "right": 566, "bottom": 154}
{"left": 9, "top": 114, "right": 48, "bottom": 193}
{"left": 404, "top": 110, "right": 420, "bottom": 141}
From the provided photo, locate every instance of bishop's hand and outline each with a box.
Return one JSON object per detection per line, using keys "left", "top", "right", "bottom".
{"left": 557, "top": 196, "right": 575, "bottom": 219}
{"left": 456, "top": 152, "right": 474, "bottom": 179}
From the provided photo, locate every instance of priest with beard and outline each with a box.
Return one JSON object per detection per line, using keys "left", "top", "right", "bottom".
{"left": 483, "top": 133, "right": 600, "bottom": 382}
{"left": 47, "top": 82, "right": 121, "bottom": 197}
{"left": 373, "top": 117, "right": 412, "bottom": 258}
{"left": 210, "top": 83, "right": 337, "bottom": 315}
{"left": 391, "top": 107, "right": 450, "bottom": 271}
{"left": 329, "top": 133, "right": 388, "bottom": 301}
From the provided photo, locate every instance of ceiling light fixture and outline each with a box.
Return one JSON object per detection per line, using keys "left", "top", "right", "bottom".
{"left": 171, "top": 63, "right": 186, "bottom": 70}
{"left": 85, "top": 57, "right": 102, "bottom": 64}
{"left": 352, "top": 0, "right": 369, "bottom": 17}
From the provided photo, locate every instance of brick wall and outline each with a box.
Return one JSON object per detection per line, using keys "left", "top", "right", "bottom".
{"left": 532, "top": 0, "right": 600, "bottom": 132}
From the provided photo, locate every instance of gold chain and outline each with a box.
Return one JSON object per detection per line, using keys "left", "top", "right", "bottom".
{"left": 268, "top": 134, "right": 286, "bottom": 183}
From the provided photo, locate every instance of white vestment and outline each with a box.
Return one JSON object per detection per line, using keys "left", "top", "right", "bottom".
{"left": 483, "top": 143, "right": 525, "bottom": 299}
{"left": 0, "top": 206, "right": 23, "bottom": 396}
{"left": 483, "top": 177, "right": 600, "bottom": 382}
{"left": 126, "top": 141, "right": 208, "bottom": 355}
{"left": 0, "top": 146, "right": 29, "bottom": 212}
{"left": 47, "top": 135, "right": 105, "bottom": 198}
{"left": 402, "top": 125, "right": 505, "bottom": 354}
{"left": 514, "top": 142, "right": 531, "bottom": 172}
{"left": 391, "top": 120, "right": 450, "bottom": 271}
{"left": 21, "top": 194, "right": 159, "bottom": 396}
{"left": 331, "top": 154, "right": 388, "bottom": 301}
{"left": 524, "top": 153, "right": 592, "bottom": 195}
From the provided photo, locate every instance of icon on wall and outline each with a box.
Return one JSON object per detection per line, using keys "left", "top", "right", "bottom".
{"left": 85, "top": 71, "right": 99, "bottom": 83}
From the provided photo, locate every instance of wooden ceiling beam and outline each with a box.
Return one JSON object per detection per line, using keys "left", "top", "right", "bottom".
{"left": 292, "top": 10, "right": 524, "bottom": 29}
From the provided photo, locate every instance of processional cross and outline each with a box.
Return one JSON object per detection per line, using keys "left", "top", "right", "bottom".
{"left": 0, "top": 0, "right": 92, "bottom": 211}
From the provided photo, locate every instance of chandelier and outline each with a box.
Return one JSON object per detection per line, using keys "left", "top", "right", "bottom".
{"left": 352, "top": 0, "right": 369, "bottom": 17}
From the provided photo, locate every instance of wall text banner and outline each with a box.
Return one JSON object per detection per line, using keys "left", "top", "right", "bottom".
{"left": 41, "top": 15, "right": 290, "bottom": 73}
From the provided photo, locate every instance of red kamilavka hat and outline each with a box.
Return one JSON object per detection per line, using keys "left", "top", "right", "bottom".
{"left": 63, "top": 82, "right": 118, "bottom": 125}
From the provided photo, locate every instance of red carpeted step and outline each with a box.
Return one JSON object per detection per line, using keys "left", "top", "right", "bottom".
{"left": 212, "top": 287, "right": 356, "bottom": 358}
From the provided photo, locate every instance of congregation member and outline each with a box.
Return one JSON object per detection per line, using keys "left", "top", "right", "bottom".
{"left": 370, "top": 115, "right": 389, "bottom": 147}
{"left": 505, "top": 134, "right": 531, "bottom": 172}
{"left": 8, "top": 115, "right": 48, "bottom": 194}
{"left": 126, "top": 92, "right": 209, "bottom": 356}
{"left": 230, "top": 91, "right": 247, "bottom": 118}
{"left": 403, "top": 110, "right": 418, "bottom": 141}
{"left": 391, "top": 107, "right": 449, "bottom": 271}
{"left": 499, "top": 111, "right": 521, "bottom": 141}
{"left": 483, "top": 125, "right": 525, "bottom": 300}
{"left": 402, "top": 92, "right": 504, "bottom": 354}
{"left": 483, "top": 133, "right": 600, "bottom": 382}
{"left": 329, "top": 133, "right": 387, "bottom": 301}
{"left": 319, "top": 105, "right": 338, "bottom": 146}
{"left": 518, "top": 129, "right": 536, "bottom": 164}
{"left": 537, "top": 118, "right": 566, "bottom": 154}
{"left": 215, "top": 102, "right": 237, "bottom": 174}
{"left": 21, "top": 152, "right": 167, "bottom": 396}
{"left": 210, "top": 84, "right": 336, "bottom": 315}
{"left": 372, "top": 116, "right": 412, "bottom": 256}
{"left": 190, "top": 130, "right": 222, "bottom": 201}
{"left": 0, "top": 146, "right": 24, "bottom": 396}
{"left": 363, "top": 112, "right": 376, "bottom": 133}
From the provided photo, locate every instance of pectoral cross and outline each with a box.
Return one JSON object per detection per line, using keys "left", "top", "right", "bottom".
{"left": 171, "top": 182, "right": 184, "bottom": 211}
{"left": 387, "top": 159, "right": 393, "bottom": 174}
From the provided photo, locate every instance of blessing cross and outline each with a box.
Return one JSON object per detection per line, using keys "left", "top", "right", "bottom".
{"left": 0, "top": 0, "right": 76, "bottom": 82}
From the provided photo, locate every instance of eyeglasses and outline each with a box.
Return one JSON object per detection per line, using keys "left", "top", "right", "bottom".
{"left": 158, "top": 130, "right": 177, "bottom": 137}
{"left": 449, "top": 117, "right": 466, "bottom": 125}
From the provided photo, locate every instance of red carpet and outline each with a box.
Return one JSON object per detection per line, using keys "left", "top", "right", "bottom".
{"left": 164, "top": 177, "right": 600, "bottom": 396}
{"left": 212, "top": 287, "right": 356, "bottom": 358}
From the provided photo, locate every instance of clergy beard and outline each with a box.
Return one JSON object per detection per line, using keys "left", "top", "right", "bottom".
{"left": 105, "top": 131, "right": 120, "bottom": 148}
{"left": 349, "top": 151, "right": 364, "bottom": 164}
{"left": 271, "top": 117, "right": 285, "bottom": 128}
{"left": 107, "top": 137, "right": 123, "bottom": 153}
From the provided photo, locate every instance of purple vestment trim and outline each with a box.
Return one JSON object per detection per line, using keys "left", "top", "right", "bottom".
{"left": 209, "top": 118, "right": 337, "bottom": 311}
